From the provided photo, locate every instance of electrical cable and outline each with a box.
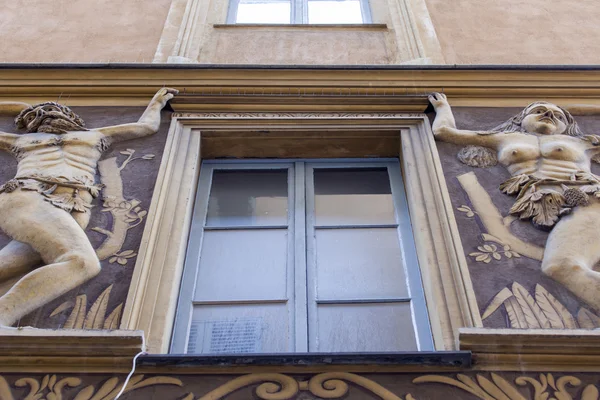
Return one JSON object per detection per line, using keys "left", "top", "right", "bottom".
{"left": 114, "top": 334, "right": 147, "bottom": 400}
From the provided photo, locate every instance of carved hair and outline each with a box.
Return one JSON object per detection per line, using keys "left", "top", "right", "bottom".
{"left": 15, "top": 102, "right": 86, "bottom": 133}
{"left": 490, "top": 101, "right": 583, "bottom": 137}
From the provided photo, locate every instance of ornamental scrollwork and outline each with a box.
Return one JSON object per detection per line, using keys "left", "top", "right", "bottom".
{"left": 0, "top": 374, "right": 183, "bottom": 400}
{"left": 414, "top": 373, "right": 600, "bottom": 400}
{"left": 193, "top": 372, "right": 414, "bottom": 400}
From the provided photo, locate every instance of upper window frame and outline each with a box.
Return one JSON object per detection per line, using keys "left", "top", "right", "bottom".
{"left": 170, "top": 159, "right": 434, "bottom": 354}
{"left": 226, "top": 0, "right": 373, "bottom": 25}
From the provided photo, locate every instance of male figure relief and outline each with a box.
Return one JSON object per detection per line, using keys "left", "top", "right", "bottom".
{"left": 0, "top": 88, "right": 178, "bottom": 327}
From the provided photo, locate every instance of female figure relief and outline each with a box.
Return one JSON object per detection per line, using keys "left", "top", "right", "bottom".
{"left": 429, "top": 92, "right": 600, "bottom": 313}
{"left": 0, "top": 88, "right": 177, "bottom": 327}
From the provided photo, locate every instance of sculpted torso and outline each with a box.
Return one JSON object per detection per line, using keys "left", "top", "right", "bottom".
{"left": 13, "top": 130, "right": 106, "bottom": 182}
{"left": 496, "top": 133, "right": 591, "bottom": 180}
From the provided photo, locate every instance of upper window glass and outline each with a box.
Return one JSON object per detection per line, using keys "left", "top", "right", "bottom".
{"left": 227, "top": 0, "right": 371, "bottom": 24}
{"left": 171, "top": 160, "right": 433, "bottom": 354}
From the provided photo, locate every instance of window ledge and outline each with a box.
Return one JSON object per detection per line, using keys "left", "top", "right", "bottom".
{"left": 136, "top": 352, "right": 470, "bottom": 373}
{"left": 460, "top": 328, "right": 600, "bottom": 372}
{"left": 213, "top": 23, "right": 388, "bottom": 30}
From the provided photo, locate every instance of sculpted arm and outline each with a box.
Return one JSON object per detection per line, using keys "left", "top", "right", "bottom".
{"left": 97, "top": 88, "right": 178, "bottom": 143}
{"left": 429, "top": 93, "right": 504, "bottom": 150}
{"left": 0, "top": 101, "right": 29, "bottom": 151}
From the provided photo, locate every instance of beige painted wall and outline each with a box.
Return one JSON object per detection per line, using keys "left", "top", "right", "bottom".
{"left": 199, "top": 27, "right": 394, "bottom": 64}
{"left": 0, "top": 0, "right": 172, "bottom": 63}
{"left": 425, "top": 0, "right": 600, "bottom": 64}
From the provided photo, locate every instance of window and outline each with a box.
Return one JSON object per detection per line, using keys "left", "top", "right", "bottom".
{"left": 171, "top": 159, "right": 433, "bottom": 354}
{"left": 226, "top": 0, "right": 372, "bottom": 24}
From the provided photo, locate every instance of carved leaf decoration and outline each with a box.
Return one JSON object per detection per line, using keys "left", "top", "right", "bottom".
{"left": 505, "top": 296, "right": 527, "bottom": 329}
{"left": 48, "top": 375, "right": 56, "bottom": 391}
{"left": 456, "top": 374, "right": 491, "bottom": 399}
{"left": 482, "top": 288, "right": 514, "bottom": 320}
{"left": 577, "top": 308, "right": 600, "bottom": 329}
{"left": 582, "top": 384, "right": 600, "bottom": 400}
{"left": 0, "top": 377, "right": 14, "bottom": 400}
{"left": 84, "top": 285, "right": 112, "bottom": 330}
{"left": 103, "top": 304, "right": 123, "bottom": 330}
{"left": 511, "top": 282, "right": 549, "bottom": 328}
{"left": 87, "top": 377, "right": 119, "bottom": 400}
{"left": 490, "top": 373, "right": 527, "bottom": 400}
{"left": 64, "top": 295, "right": 87, "bottom": 329}
{"left": 475, "top": 375, "right": 512, "bottom": 400}
{"left": 457, "top": 205, "right": 475, "bottom": 217}
{"left": 101, "top": 374, "right": 146, "bottom": 399}
{"left": 141, "top": 154, "right": 155, "bottom": 160}
{"left": 73, "top": 385, "right": 95, "bottom": 400}
{"left": 499, "top": 174, "right": 530, "bottom": 195}
{"left": 457, "top": 146, "right": 498, "bottom": 168}
{"left": 40, "top": 375, "right": 49, "bottom": 391}
{"left": 535, "top": 284, "right": 577, "bottom": 329}
{"left": 50, "top": 300, "right": 74, "bottom": 317}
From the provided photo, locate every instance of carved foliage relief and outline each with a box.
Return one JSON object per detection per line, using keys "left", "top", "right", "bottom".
{"left": 0, "top": 108, "right": 170, "bottom": 328}
{"left": 433, "top": 107, "right": 600, "bottom": 329}
{"left": 1, "top": 372, "right": 600, "bottom": 400}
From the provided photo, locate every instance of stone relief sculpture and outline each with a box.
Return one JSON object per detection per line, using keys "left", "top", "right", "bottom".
{"left": 0, "top": 88, "right": 178, "bottom": 327}
{"left": 429, "top": 92, "right": 600, "bottom": 314}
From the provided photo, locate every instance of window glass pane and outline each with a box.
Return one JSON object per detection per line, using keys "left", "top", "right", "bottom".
{"left": 315, "top": 303, "right": 417, "bottom": 352}
{"left": 189, "top": 303, "right": 289, "bottom": 354}
{"left": 235, "top": 0, "right": 291, "bottom": 23}
{"left": 206, "top": 170, "right": 288, "bottom": 227}
{"left": 308, "top": 0, "right": 363, "bottom": 24}
{"left": 195, "top": 229, "right": 288, "bottom": 301}
{"left": 314, "top": 168, "right": 395, "bottom": 226}
{"left": 315, "top": 228, "right": 408, "bottom": 299}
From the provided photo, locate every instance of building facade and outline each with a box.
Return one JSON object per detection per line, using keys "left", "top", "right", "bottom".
{"left": 1, "top": 1, "right": 600, "bottom": 399}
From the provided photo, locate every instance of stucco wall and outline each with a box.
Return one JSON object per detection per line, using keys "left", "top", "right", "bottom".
{"left": 0, "top": 0, "right": 172, "bottom": 63}
{"left": 425, "top": 0, "right": 600, "bottom": 64}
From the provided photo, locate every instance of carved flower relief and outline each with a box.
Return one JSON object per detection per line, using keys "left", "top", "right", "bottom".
{"left": 470, "top": 243, "right": 520, "bottom": 264}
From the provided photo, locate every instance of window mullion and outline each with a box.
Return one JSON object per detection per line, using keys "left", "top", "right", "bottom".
{"left": 295, "top": 0, "right": 307, "bottom": 24}
{"left": 305, "top": 163, "right": 319, "bottom": 351}
{"left": 293, "top": 161, "right": 309, "bottom": 351}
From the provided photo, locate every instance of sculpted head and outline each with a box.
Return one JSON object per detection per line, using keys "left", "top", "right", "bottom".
{"left": 15, "top": 102, "right": 87, "bottom": 134}
{"left": 491, "top": 101, "right": 582, "bottom": 137}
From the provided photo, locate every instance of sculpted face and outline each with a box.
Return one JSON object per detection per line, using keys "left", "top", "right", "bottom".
{"left": 521, "top": 102, "right": 568, "bottom": 135}
{"left": 15, "top": 102, "right": 87, "bottom": 134}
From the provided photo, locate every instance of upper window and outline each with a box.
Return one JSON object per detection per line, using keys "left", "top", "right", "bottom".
{"left": 171, "top": 159, "right": 433, "bottom": 354}
{"left": 227, "top": 0, "right": 372, "bottom": 24}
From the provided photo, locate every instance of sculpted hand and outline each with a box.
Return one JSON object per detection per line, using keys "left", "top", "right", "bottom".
{"left": 152, "top": 88, "right": 179, "bottom": 107}
{"left": 428, "top": 92, "right": 449, "bottom": 110}
{"left": 584, "top": 134, "right": 600, "bottom": 146}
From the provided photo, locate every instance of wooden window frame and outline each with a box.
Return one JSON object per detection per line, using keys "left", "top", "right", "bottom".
{"left": 170, "top": 159, "right": 434, "bottom": 353}
{"left": 120, "top": 112, "right": 481, "bottom": 353}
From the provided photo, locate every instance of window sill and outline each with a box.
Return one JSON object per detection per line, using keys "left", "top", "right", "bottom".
{"left": 213, "top": 23, "right": 388, "bottom": 30}
{"left": 137, "top": 352, "right": 470, "bottom": 373}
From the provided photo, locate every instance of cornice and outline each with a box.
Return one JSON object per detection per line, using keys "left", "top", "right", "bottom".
{"left": 1, "top": 67, "right": 600, "bottom": 108}
{"left": 0, "top": 328, "right": 144, "bottom": 373}
{"left": 460, "top": 328, "right": 600, "bottom": 372}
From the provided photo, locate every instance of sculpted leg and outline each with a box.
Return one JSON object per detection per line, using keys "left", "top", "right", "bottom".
{"left": 542, "top": 203, "right": 600, "bottom": 313}
{"left": 0, "top": 191, "right": 100, "bottom": 326}
{"left": 0, "top": 240, "right": 41, "bottom": 283}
